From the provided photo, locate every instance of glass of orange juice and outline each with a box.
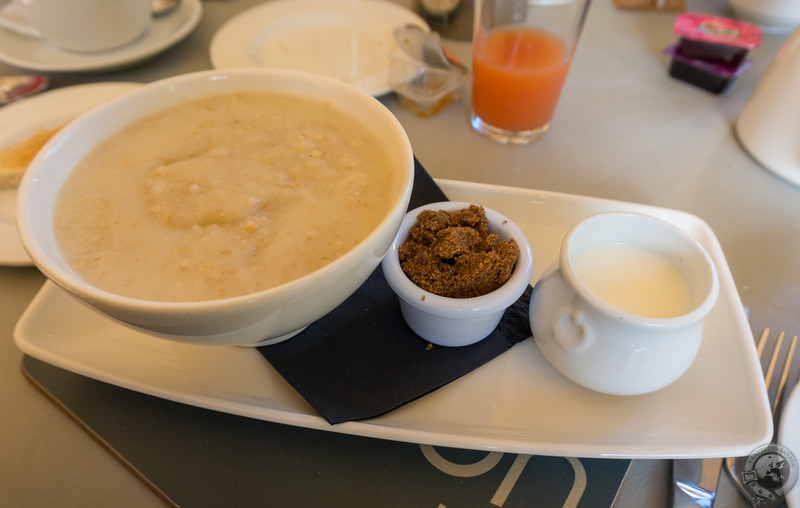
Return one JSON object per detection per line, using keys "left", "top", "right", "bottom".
{"left": 471, "top": 0, "right": 591, "bottom": 144}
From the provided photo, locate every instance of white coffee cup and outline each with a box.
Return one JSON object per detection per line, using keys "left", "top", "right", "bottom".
{"left": 529, "top": 212, "right": 719, "bottom": 396}
{"left": 0, "top": 0, "right": 151, "bottom": 52}
{"left": 728, "top": 0, "right": 800, "bottom": 33}
{"left": 736, "top": 25, "right": 800, "bottom": 185}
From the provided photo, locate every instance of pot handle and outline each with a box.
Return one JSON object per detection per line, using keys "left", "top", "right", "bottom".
{"left": 553, "top": 307, "right": 594, "bottom": 353}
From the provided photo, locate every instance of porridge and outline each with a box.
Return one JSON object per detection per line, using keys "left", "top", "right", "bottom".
{"left": 55, "top": 91, "right": 396, "bottom": 302}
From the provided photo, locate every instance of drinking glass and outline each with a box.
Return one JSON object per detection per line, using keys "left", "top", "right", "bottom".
{"left": 470, "top": 0, "right": 591, "bottom": 144}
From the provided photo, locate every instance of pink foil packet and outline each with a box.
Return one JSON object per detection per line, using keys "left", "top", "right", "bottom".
{"left": 674, "top": 12, "right": 761, "bottom": 49}
{"left": 674, "top": 12, "right": 761, "bottom": 67}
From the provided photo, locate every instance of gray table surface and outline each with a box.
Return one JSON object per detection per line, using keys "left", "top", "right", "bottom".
{"left": 0, "top": 0, "right": 795, "bottom": 506}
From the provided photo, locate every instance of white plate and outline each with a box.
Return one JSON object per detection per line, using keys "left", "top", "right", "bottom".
{"left": 209, "top": 0, "right": 428, "bottom": 97}
{"left": 0, "top": 82, "right": 143, "bottom": 266}
{"left": 13, "top": 180, "right": 771, "bottom": 458}
{"left": 781, "top": 385, "right": 800, "bottom": 507}
{"left": 0, "top": 0, "right": 201, "bottom": 72}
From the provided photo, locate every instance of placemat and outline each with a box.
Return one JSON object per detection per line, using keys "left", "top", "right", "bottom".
{"left": 22, "top": 355, "right": 632, "bottom": 508}
{"left": 259, "top": 159, "right": 533, "bottom": 424}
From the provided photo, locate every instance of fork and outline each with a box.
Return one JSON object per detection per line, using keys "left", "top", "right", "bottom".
{"left": 725, "top": 328, "right": 800, "bottom": 508}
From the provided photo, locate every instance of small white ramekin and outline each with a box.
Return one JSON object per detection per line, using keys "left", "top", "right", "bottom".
{"left": 381, "top": 201, "right": 533, "bottom": 347}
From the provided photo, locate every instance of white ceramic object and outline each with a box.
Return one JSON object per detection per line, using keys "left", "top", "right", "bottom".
{"left": 0, "top": 0, "right": 152, "bottom": 52}
{"left": 382, "top": 201, "right": 533, "bottom": 347}
{"left": 736, "top": 26, "right": 800, "bottom": 187}
{"left": 0, "top": 0, "right": 202, "bottom": 73}
{"left": 16, "top": 68, "right": 414, "bottom": 347}
{"left": 209, "top": 0, "right": 429, "bottom": 97}
{"left": 530, "top": 212, "right": 719, "bottom": 396}
{"left": 13, "top": 180, "right": 771, "bottom": 458}
{"left": 728, "top": 0, "right": 800, "bottom": 33}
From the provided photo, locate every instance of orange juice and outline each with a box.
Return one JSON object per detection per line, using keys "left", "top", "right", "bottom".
{"left": 472, "top": 26, "right": 572, "bottom": 132}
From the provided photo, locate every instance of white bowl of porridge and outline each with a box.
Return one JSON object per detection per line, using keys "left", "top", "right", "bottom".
{"left": 17, "top": 68, "right": 415, "bottom": 346}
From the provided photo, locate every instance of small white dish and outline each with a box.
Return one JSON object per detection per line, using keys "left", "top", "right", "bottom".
{"left": 209, "top": 0, "right": 429, "bottom": 97}
{"left": 0, "top": 81, "right": 143, "bottom": 267}
{"left": 781, "top": 384, "right": 800, "bottom": 507}
{"left": 0, "top": 0, "right": 201, "bottom": 72}
{"left": 381, "top": 202, "right": 533, "bottom": 347}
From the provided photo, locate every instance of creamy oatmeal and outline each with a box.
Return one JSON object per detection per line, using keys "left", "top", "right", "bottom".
{"left": 55, "top": 91, "right": 396, "bottom": 302}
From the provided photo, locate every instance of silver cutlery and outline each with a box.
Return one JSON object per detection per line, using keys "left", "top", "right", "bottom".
{"left": 396, "top": 24, "right": 469, "bottom": 75}
{"left": 671, "top": 456, "right": 723, "bottom": 507}
{"left": 725, "top": 328, "right": 800, "bottom": 507}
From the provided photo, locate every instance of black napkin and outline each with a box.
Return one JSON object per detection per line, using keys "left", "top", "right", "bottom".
{"left": 258, "top": 159, "right": 533, "bottom": 425}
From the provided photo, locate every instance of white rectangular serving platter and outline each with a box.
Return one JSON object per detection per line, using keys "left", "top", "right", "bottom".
{"left": 14, "top": 179, "right": 771, "bottom": 459}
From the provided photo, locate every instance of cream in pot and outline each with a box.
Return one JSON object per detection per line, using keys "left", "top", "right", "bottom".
{"left": 572, "top": 243, "right": 692, "bottom": 319}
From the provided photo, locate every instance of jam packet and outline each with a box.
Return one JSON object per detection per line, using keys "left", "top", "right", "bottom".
{"left": 665, "top": 13, "right": 760, "bottom": 93}
{"left": 674, "top": 12, "right": 761, "bottom": 67}
{"left": 664, "top": 43, "right": 751, "bottom": 94}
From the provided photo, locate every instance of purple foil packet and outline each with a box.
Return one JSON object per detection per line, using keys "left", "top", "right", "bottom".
{"left": 664, "top": 42, "right": 751, "bottom": 94}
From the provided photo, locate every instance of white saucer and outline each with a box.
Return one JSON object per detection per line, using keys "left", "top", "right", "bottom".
{"left": 209, "top": 0, "right": 428, "bottom": 97}
{"left": 0, "top": 0, "right": 201, "bottom": 73}
{"left": 0, "top": 82, "right": 143, "bottom": 266}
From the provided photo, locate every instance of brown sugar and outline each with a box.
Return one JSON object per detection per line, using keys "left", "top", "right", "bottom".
{"left": 398, "top": 205, "right": 520, "bottom": 298}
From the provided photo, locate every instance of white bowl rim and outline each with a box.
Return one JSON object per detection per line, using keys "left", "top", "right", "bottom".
{"left": 17, "top": 67, "right": 415, "bottom": 312}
